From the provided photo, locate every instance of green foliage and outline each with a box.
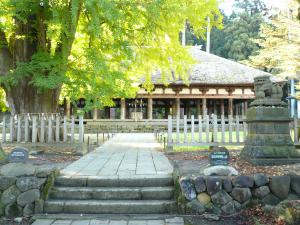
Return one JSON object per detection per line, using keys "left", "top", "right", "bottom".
{"left": 0, "top": 88, "right": 7, "bottom": 112}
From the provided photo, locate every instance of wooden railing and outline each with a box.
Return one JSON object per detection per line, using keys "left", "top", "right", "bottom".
{"left": 167, "top": 115, "right": 300, "bottom": 148}
{"left": 0, "top": 114, "right": 84, "bottom": 144}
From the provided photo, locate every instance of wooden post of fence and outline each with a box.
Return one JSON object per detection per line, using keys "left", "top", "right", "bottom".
{"left": 63, "top": 116, "right": 67, "bottom": 142}
{"left": 32, "top": 116, "right": 37, "bottom": 143}
{"left": 213, "top": 115, "right": 218, "bottom": 143}
{"left": 79, "top": 115, "right": 84, "bottom": 143}
{"left": 55, "top": 116, "right": 60, "bottom": 142}
{"left": 184, "top": 115, "right": 187, "bottom": 143}
{"left": 176, "top": 115, "right": 180, "bottom": 143}
{"left": 243, "top": 118, "right": 247, "bottom": 142}
{"left": 10, "top": 116, "right": 14, "bottom": 143}
{"left": 71, "top": 116, "right": 75, "bottom": 143}
{"left": 17, "top": 115, "right": 21, "bottom": 142}
{"left": 167, "top": 115, "right": 172, "bottom": 145}
{"left": 205, "top": 115, "right": 209, "bottom": 143}
{"left": 221, "top": 115, "right": 225, "bottom": 143}
{"left": 294, "top": 116, "right": 299, "bottom": 143}
{"left": 2, "top": 116, "right": 6, "bottom": 143}
{"left": 236, "top": 115, "right": 240, "bottom": 143}
{"left": 191, "top": 115, "right": 195, "bottom": 142}
{"left": 40, "top": 115, "right": 45, "bottom": 143}
{"left": 48, "top": 116, "right": 52, "bottom": 143}
{"left": 198, "top": 115, "right": 202, "bottom": 143}
{"left": 229, "top": 115, "right": 233, "bottom": 143}
{"left": 25, "top": 115, "right": 29, "bottom": 142}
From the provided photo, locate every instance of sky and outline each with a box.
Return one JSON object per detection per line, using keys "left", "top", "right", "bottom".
{"left": 219, "top": 0, "right": 289, "bottom": 15}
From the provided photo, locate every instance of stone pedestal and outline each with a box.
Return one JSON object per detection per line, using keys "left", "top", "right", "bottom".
{"left": 240, "top": 107, "right": 300, "bottom": 165}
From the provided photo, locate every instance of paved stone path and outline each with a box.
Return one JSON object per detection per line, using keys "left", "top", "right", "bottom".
{"left": 31, "top": 218, "right": 184, "bottom": 225}
{"left": 61, "top": 133, "right": 173, "bottom": 177}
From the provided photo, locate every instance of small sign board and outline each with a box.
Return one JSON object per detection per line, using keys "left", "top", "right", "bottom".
{"left": 209, "top": 147, "right": 229, "bottom": 166}
{"left": 8, "top": 147, "right": 29, "bottom": 163}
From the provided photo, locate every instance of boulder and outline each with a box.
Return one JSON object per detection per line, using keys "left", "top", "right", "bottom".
{"left": 233, "top": 200, "right": 242, "bottom": 211}
{"left": 252, "top": 186, "right": 270, "bottom": 199}
{"left": 34, "top": 199, "right": 44, "bottom": 214}
{"left": 269, "top": 176, "right": 290, "bottom": 200}
{"left": 290, "top": 176, "right": 300, "bottom": 196}
{"left": 179, "top": 177, "right": 196, "bottom": 201}
{"left": 23, "top": 203, "right": 34, "bottom": 216}
{"left": 221, "top": 201, "right": 236, "bottom": 215}
{"left": 205, "top": 176, "right": 222, "bottom": 195}
{"left": 211, "top": 190, "right": 232, "bottom": 206}
{"left": 0, "top": 176, "right": 16, "bottom": 191}
{"left": 0, "top": 163, "right": 35, "bottom": 177}
{"left": 253, "top": 173, "right": 269, "bottom": 187}
{"left": 17, "top": 189, "right": 40, "bottom": 206}
{"left": 0, "top": 202, "right": 4, "bottom": 217}
{"left": 287, "top": 193, "right": 299, "bottom": 200}
{"left": 204, "top": 202, "right": 222, "bottom": 215}
{"left": 193, "top": 176, "right": 206, "bottom": 193}
{"left": 222, "top": 177, "right": 232, "bottom": 193}
{"left": 1, "top": 185, "right": 21, "bottom": 205}
{"left": 197, "top": 193, "right": 211, "bottom": 205}
{"left": 232, "top": 176, "right": 254, "bottom": 188}
{"left": 5, "top": 203, "right": 22, "bottom": 218}
{"left": 186, "top": 199, "right": 206, "bottom": 214}
{"left": 16, "top": 176, "right": 41, "bottom": 192}
{"left": 203, "top": 166, "right": 238, "bottom": 176}
{"left": 231, "top": 188, "right": 252, "bottom": 203}
{"left": 262, "top": 193, "right": 281, "bottom": 205}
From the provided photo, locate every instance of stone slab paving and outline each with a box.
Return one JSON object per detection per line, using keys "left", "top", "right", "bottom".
{"left": 31, "top": 217, "right": 184, "bottom": 225}
{"left": 61, "top": 133, "right": 173, "bottom": 177}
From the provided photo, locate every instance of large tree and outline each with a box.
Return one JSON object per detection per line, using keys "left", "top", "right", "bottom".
{"left": 0, "top": 0, "right": 221, "bottom": 114}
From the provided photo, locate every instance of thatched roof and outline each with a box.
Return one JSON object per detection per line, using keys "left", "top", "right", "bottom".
{"left": 152, "top": 46, "right": 274, "bottom": 85}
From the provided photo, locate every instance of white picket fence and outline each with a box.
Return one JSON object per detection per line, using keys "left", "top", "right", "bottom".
{"left": 0, "top": 114, "right": 84, "bottom": 144}
{"left": 167, "top": 115, "right": 300, "bottom": 148}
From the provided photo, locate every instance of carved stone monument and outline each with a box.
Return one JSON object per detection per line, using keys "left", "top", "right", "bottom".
{"left": 240, "top": 76, "right": 300, "bottom": 165}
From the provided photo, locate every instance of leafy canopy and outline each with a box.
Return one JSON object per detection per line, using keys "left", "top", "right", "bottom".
{"left": 0, "top": 0, "right": 222, "bottom": 110}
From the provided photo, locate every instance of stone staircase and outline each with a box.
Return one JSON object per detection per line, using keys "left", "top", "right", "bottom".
{"left": 43, "top": 175, "right": 176, "bottom": 215}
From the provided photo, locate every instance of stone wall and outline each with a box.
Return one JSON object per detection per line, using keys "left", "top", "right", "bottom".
{"left": 178, "top": 174, "right": 300, "bottom": 216}
{"left": 0, "top": 163, "right": 58, "bottom": 218}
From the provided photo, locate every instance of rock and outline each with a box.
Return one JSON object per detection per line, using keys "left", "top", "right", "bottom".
{"left": 0, "top": 202, "right": 4, "bottom": 217}
{"left": 203, "top": 166, "right": 238, "bottom": 176}
{"left": 262, "top": 193, "right": 281, "bottom": 205}
{"left": 233, "top": 200, "right": 242, "bottom": 211}
{"left": 0, "top": 163, "right": 35, "bottom": 177}
{"left": 0, "top": 176, "right": 16, "bottom": 191}
{"left": 222, "top": 177, "right": 232, "bottom": 193}
{"left": 197, "top": 193, "right": 211, "bottom": 205}
{"left": 16, "top": 176, "right": 41, "bottom": 192}
{"left": 232, "top": 176, "right": 254, "bottom": 188}
{"left": 274, "top": 200, "right": 300, "bottom": 225}
{"left": 5, "top": 203, "right": 22, "bottom": 218}
{"left": 205, "top": 176, "right": 222, "bottom": 195}
{"left": 34, "top": 199, "right": 44, "bottom": 214}
{"left": 1, "top": 185, "right": 21, "bottom": 205}
{"left": 179, "top": 177, "right": 196, "bottom": 201}
{"left": 193, "top": 176, "right": 206, "bottom": 193}
{"left": 204, "top": 202, "right": 222, "bottom": 215}
{"left": 290, "top": 176, "right": 300, "bottom": 196}
{"left": 186, "top": 199, "right": 206, "bottom": 214}
{"left": 14, "top": 217, "right": 22, "bottom": 223}
{"left": 254, "top": 173, "right": 269, "bottom": 187}
{"left": 23, "top": 203, "right": 34, "bottom": 216}
{"left": 231, "top": 188, "right": 252, "bottom": 203}
{"left": 17, "top": 189, "right": 40, "bottom": 206}
{"left": 221, "top": 201, "right": 236, "bottom": 215}
{"left": 211, "top": 190, "right": 232, "bottom": 206}
{"left": 35, "top": 167, "right": 55, "bottom": 178}
{"left": 252, "top": 186, "right": 270, "bottom": 199}
{"left": 269, "top": 176, "right": 290, "bottom": 200}
{"left": 203, "top": 213, "right": 220, "bottom": 221}
{"left": 287, "top": 193, "right": 299, "bottom": 200}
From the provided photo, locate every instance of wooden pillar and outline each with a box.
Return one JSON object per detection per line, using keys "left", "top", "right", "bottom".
{"left": 172, "top": 100, "right": 176, "bottom": 118}
{"left": 147, "top": 98, "right": 153, "bottom": 120}
{"left": 213, "top": 100, "right": 217, "bottom": 115}
{"left": 220, "top": 99, "right": 225, "bottom": 116}
{"left": 187, "top": 100, "right": 191, "bottom": 118}
{"left": 93, "top": 108, "right": 98, "bottom": 120}
{"left": 202, "top": 98, "right": 207, "bottom": 116}
{"left": 196, "top": 100, "right": 201, "bottom": 116}
{"left": 121, "top": 99, "right": 126, "bottom": 120}
{"left": 244, "top": 101, "right": 248, "bottom": 113}
{"left": 66, "top": 99, "right": 71, "bottom": 117}
{"left": 228, "top": 98, "right": 233, "bottom": 116}
{"left": 176, "top": 98, "right": 180, "bottom": 118}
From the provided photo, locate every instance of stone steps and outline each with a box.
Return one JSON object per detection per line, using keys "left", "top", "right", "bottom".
{"left": 44, "top": 200, "right": 176, "bottom": 214}
{"left": 50, "top": 186, "right": 174, "bottom": 200}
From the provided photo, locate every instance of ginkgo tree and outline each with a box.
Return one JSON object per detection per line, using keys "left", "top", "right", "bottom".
{"left": 0, "top": 0, "right": 221, "bottom": 114}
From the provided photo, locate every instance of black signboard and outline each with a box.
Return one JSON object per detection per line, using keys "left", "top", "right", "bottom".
{"left": 209, "top": 148, "right": 229, "bottom": 166}
{"left": 8, "top": 147, "right": 29, "bottom": 163}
